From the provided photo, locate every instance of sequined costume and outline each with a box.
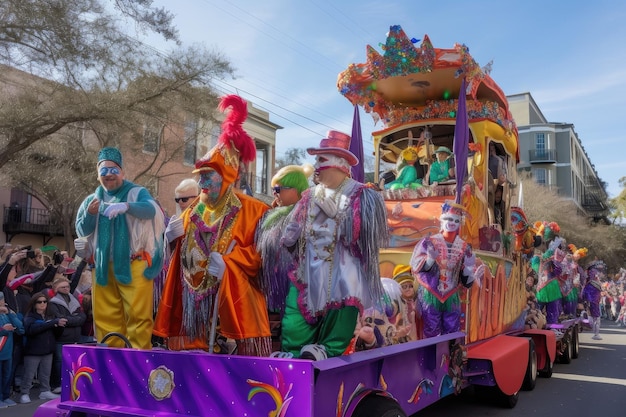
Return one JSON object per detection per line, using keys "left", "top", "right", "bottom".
{"left": 154, "top": 95, "right": 271, "bottom": 356}
{"left": 410, "top": 233, "right": 474, "bottom": 337}
{"left": 281, "top": 179, "right": 388, "bottom": 358}
{"left": 582, "top": 260, "right": 606, "bottom": 340}
{"left": 154, "top": 191, "right": 271, "bottom": 354}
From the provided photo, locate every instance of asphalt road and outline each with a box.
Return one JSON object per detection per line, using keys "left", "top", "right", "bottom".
{"left": 416, "top": 318, "right": 626, "bottom": 417}
{"left": 6, "top": 318, "right": 625, "bottom": 417}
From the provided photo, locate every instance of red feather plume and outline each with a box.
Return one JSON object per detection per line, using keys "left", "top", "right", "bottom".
{"left": 218, "top": 95, "right": 256, "bottom": 164}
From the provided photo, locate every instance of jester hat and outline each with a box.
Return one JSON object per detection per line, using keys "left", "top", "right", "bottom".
{"left": 193, "top": 95, "right": 255, "bottom": 196}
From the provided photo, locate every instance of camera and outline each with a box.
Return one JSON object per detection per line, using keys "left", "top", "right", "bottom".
{"left": 53, "top": 251, "right": 65, "bottom": 265}
{"left": 26, "top": 250, "right": 36, "bottom": 259}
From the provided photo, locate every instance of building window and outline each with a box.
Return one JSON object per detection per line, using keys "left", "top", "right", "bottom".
{"left": 143, "top": 122, "right": 162, "bottom": 154}
{"left": 184, "top": 119, "right": 198, "bottom": 165}
{"left": 535, "top": 133, "right": 546, "bottom": 158}
{"left": 534, "top": 168, "right": 546, "bottom": 185}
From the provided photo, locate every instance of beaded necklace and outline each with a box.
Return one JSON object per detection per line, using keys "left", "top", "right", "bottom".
{"left": 181, "top": 189, "right": 240, "bottom": 297}
{"left": 304, "top": 177, "right": 351, "bottom": 299}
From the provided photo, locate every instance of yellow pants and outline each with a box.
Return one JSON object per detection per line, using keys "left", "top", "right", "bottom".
{"left": 92, "top": 260, "right": 154, "bottom": 349}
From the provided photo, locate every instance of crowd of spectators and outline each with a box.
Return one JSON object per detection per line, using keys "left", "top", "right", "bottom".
{"left": 0, "top": 243, "right": 93, "bottom": 407}
{"left": 601, "top": 269, "right": 626, "bottom": 326}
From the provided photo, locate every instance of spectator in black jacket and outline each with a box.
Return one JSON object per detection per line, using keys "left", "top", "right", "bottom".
{"left": 47, "top": 277, "right": 85, "bottom": 394}
{"left": 19, "top": 292, "right": 65, "bottom": 404}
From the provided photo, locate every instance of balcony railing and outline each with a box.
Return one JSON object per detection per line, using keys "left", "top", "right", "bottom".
{"left": 2, "top": 206, "right": 64, "bottom": 239}
{"left": 529, "top": 149, "right": 557, "bottom": 163}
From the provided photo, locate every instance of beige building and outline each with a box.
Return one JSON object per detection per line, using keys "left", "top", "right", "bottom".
{"left": 1, "top": 65, "right": 281, "bottom": 250}
{"left": 508, "top": 92, "right": 609, "bottom": 223}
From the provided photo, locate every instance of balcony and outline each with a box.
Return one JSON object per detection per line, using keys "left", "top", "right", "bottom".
{"left": 529, "top": 149, "right": 557, "bottom": 164}
{"left": 2, "top": 206, "right": 64, "bottom": 243}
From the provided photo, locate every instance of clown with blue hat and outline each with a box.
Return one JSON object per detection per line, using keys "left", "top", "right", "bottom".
{"left": 75, "top": 146, "right": 165, "bottom": 350}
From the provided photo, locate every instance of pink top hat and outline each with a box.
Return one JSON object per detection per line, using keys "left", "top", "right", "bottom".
{"left": 307, "top": 130, "right": 359, "bottom": 166}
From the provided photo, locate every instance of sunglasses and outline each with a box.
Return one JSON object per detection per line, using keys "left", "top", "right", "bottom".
{"left": 272, "top": 186, "right": 293, "bottom": 194}
{"left": 36, "top": 300, "right": 47, "bottom": 304}
{"left": 99, "top": 166, "right": 121, "bottom": 177}
{"left": 174, "top": 196, "right": 196, "bottom": 203}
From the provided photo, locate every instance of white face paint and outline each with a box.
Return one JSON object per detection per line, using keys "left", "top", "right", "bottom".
{"left": 314, "top": 154, "right": 350, "bottom": 172}
{"left": 440, "top": 213, "right": 462, "bottom": 233}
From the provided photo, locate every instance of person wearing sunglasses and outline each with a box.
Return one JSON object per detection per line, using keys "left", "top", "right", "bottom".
{"left": 155, "top": 95, "right": 272, "bottom": 356}
{"left": 75, "top": 147, "right": 165, "bottom": 350}
{"left": 256, "top": 163, "right": 313, "bottom": 324}
{"left": 19, "top": 292, "right": 66, "bottom": 404}
{"left": 173, "top": 178, "right": 200, "bottom": 214}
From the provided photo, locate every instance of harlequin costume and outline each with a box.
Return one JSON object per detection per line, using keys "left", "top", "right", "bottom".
{"left": 531, "top": 222, "right": 562, "bottom": 324}
{"left": 75, "top": 147, "right": 165, "bottom": 350}
{"left": 154, "top": 95, "right": 271, "bottom": 356}
{"left": 280, "top": 130, "right": 388, "bottom": 360}
{"left": 582, "top": 260, "right": 606, "bottom": 340}
{"left": 410, "top": 202, "right": 476, "bottom": 337}
{"left": 561, "top": 244, "right": 588, "bottom": 317}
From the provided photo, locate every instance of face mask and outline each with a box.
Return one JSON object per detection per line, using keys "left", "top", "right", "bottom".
{"left": 440, "top": 214, "right": 461, "bottom": 233}
{"left": 198, "top": 169, "right": 223, "bottom": 205}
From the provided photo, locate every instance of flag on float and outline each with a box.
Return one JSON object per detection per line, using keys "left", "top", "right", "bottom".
{"left": 350, "top": 104, "right": 365, "bottom": 183}
{"left": 454, "top": 78, "right": 469, "bottom": 204}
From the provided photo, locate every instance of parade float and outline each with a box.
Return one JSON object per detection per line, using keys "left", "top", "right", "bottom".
{"left": 35, "top": 26, "right": 581, "bottom": 417}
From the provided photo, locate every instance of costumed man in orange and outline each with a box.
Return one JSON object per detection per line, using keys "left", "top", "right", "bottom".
{"left": 510, "top": 207, "right": 541, "bottom": 259}
{"left": 280, "top": 130, "right": 388, "bottom": 360}
{"left": 410, "top": 201, "right": 477, "bottom": 338}
{"left": 154, "top": 95, "right": 272, "bottom": 356}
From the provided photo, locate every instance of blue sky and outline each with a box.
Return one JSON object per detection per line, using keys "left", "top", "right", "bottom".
{"left": 146, "top": 0, "right": 626, "bottom": 198}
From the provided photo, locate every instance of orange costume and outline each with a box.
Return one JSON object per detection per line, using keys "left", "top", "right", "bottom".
{"left": 154, "top": 95, "right": 271, "bottom": 356}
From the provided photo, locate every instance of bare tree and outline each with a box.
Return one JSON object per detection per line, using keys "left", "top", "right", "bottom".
{"left": 0, "top": 0, "right": 235, "bottom": 249}
{"left": 275, "top": 148, "right": 307, "bottom": 169}
{"left": 519, "top": 175, "right": 626, "bottom": 272}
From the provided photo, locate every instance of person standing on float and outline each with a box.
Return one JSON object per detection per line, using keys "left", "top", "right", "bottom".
{"left": 280, "top": 130, "right": 388, "bottom": 360}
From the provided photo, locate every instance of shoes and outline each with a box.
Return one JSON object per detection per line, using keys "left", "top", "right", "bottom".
{"left": 39, "top": 391, "right": 60, "bottom": 400}
{"left": 269, "top": 351, "right": 294, "bottom": 359}
{"left": 52, "top": 387, "right": 62, "bottom": 394}
{"left": 591, "top": 335, "right": 603, "bottom": 340}
{"left": 299, "top": 344, "right": 328, "bottom": 361}
{"left": 20, "top": 394, "right": 31, "bottom": 404}
{"left": 3, "top": 398, "right": 16, "bottom": 407}
{"left": 0, "top": 401, "right": 8, "bottom": 409}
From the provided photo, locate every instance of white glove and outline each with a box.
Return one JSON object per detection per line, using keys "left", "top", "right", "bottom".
{"left": 463, "top": 252, "right": 476, "bottom": 282}
{"left": 281, "top": 222, "right": 302, "bottom": 247}
{"left": 74, "top": 237, "right": 91, "bottom": 259}
{"left": 165, "top": 217, "right": 184, "bottom": 242}
{"left": 208, "top": 252, "right": 226, "bottom": 281}
{"left": 103, "top": 202, "right": 129, "bottom": 219}
{"left": 315, "top": 197, "right": 338, "bottom": 218}
{"left": 424, "top": 244, "right": 438, "bottom": 269}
